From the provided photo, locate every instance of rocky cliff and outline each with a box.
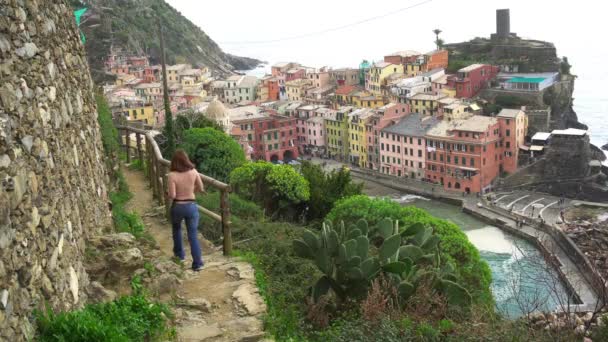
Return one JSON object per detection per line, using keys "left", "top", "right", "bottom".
{"left": 0, "top": 1, "right": 112, "bottom": 340}
{"left": 70, "top": 0, "right": 261, "bottom": 82}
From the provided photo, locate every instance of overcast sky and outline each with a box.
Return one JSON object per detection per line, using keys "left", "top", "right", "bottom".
{"left": 165, "top": 0, "right": 602, "bottom": 71}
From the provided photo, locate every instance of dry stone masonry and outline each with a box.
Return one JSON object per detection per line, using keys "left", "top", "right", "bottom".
{"left": 0, "top": 1, "right": 112, "bottom": 340}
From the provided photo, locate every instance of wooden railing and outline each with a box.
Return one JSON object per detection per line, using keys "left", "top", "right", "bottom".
{"left": 116, "top": 125, "right": 232, "bottom": 256}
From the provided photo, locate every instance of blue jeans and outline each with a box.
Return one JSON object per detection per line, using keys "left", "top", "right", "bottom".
{"left": 171, "top": 202, "right": 203, "bottom": 269}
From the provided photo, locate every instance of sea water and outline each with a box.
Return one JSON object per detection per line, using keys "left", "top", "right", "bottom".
{"left": 401, "top": 196, "right": 571, "bottom": 317}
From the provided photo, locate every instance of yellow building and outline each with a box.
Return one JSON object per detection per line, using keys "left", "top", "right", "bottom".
{"left": 122, "top": 105, "right": 155, "bottom": 125}
{"left": 406, "top": 93, "right": 447, "bottom": 116}
{"left": 405, "top": 63, "right": 424, "bottom": 77}
{"left": 347, "top": 108, "right": 373, "bottom": 168}
{"left": 351, "top": 92, "right": 387, "bottom": 109}
{"left": 325, "top": 106, "right": 354, "bottom": 161}
{"left": 367, "top": 62, "right": 404, "bottom": 95}
{"left": 285, "top": 79, "right": 313, "bottom": 101}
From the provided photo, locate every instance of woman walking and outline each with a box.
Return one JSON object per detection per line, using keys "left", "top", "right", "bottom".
{"left": 168, "top": 149, "right": 205, "bottom": 271}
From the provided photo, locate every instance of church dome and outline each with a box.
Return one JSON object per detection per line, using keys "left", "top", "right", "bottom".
{"left": 206, "top": 99, "right": 228, "bottom": 121}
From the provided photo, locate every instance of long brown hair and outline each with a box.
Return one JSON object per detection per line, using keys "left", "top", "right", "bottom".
{"left": 170, "top": 149, "right": 195, "bottom": 172}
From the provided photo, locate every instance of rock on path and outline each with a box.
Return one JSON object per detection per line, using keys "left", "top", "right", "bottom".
{"left": 122, "top": 168, "right": 268, "bottom": 341}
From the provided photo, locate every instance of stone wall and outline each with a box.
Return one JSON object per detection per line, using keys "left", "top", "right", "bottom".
{"left": 544, "top": 134, "right": 591, "bottom": 179}
{"left": 0, "top": 1, "right": 112, "bottom": 340}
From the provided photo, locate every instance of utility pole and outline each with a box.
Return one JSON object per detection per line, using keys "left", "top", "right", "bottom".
{"left": 158, "top": 17, "right": 175, "bottom": 157}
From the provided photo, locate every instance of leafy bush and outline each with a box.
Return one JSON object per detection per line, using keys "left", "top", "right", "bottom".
{"left": 325, "top": 196, "right": 493, "bottom": 307}
{"left": 494, "top": 94, "right": 530, "bottom": 108}
{"left": 96, "top": 94, "right": 119, "bottom": 157}
{"left": 300, "top": 161, "right": 363, "bottom": 221}
{"left": 181, "top": 127, "right": 246, "bottom": 182}
{"left": 36, "top": 295, "right": 172, "bottom": 341}
{"left": 230, "top": 161, "right": 310, "bottom": 218}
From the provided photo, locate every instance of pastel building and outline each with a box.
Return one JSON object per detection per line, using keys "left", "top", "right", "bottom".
{"left": 367, "top": 62, "right": 404, "bottom": 95}
{"left": 496, "top": 108, "right": 528, "bottom": 174}
{"left": 447, "top": 64, "right": 499, "bottom": 98}
{"left": 305, "top": 67, "right": 331, "bottom": 88}
{"left": 384, "top": 50, "right": 421, "bottom": 66}
{"left": 348, "top": 108, "right": 374, "bottom": 168}
{"left": 286, "top": 79, "right": 313, "bottom": 101}
{"left": 224, "top": 75, "right": 258, "bottom": 104}
{"left": 380, "top": 113, "right": 438, "bottom": 178}
{"left": 406, "top": 93, "right": 447, "bottom": 116}
{"left": 330, "top": 68, "right": 360, "bottom": 86}
{"left": 423, "top": 50, "right": 449, "bottom": 71}
{"left": 305, "top": 116, "right": 326, "bottom": 148}
{"left": 325, "top": 106, "right": 354, "bottom": 160}
{"left": 424, "top": 115, "right": 502, "bottom": 194}
{"left": 365, "top": 103, "right": 410, "bottom": 170}
{"left": 232, "top": 111, "right": 298, "bottom": 162}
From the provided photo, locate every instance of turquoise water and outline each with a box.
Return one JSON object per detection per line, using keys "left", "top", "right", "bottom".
{"left": 397, "top": 196, "right": 571, "bottom": 317}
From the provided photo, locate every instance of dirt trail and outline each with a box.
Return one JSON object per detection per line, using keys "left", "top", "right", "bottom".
{"left": 123, "top": 168, "right": 268, "bottom": 342}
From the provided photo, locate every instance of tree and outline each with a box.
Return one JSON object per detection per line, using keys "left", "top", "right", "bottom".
{"left": 300, "top": 162, "right": 363, "bottom": 221}
{"left": 433, "top": 28, "right": 443, "bottom": 50}
{"left": 230, "top": 161, "right": 310, "bottom": 218}
{"left": 156, "top": 111, "right": 223, "bottom": 157}
{"left": 181, "top": 128, "right": 246, "bottom": 182}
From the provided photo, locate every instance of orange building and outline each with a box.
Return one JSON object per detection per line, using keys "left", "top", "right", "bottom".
{"left": 424, "top": 50, "right": 449, "bottom": 71}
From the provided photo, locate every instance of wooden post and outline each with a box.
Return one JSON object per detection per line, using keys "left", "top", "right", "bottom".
{"left": 124, "top": 129, "right": 131, "bottom": 163}
{"left": 136, "top": 132, "right": 143, "bottom": 165}
{"left": 158, "top": 168, "right": 165, "bottom": 206}
{"left": 146, "top": 141, "right": 154, "bottom": 189}
{"left": 150, "top": 146, "right": 158, "bottom": 199}
{"left": 162, "top": 165, "right": 171, "bottom": 219}
{"left": 220, "top": 189, "right": 232, "bottom": 256}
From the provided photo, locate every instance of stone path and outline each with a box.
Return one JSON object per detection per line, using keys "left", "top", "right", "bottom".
{"left": 123, "top": 167, "right": 267, "bottom": 342}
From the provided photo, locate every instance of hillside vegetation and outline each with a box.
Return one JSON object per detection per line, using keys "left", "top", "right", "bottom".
{"left": 71, "top": 0, "right": 260, "bottom": 81}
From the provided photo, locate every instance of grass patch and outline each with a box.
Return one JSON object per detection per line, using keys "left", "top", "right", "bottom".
{"left": 36, "top": 290, "right": 174, "bottom": 341}
{"left": 109, "top": 172, "right": 147, "bottom": 239}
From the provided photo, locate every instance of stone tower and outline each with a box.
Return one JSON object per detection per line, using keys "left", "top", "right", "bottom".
{"left": 0, "top": 1, "right": 112, "bottom": 340}
{"left": 496, "top": 9, "right": 511, "bottom": 39}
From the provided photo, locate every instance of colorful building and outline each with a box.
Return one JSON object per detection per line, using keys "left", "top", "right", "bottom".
{"left": 364, "top": 103, "right": 410, "bottom": 170}
{"left": 424, "top": 115, "right": 502, "bottom": 194}
{"left": 423, "top": 50, "right": 449, "bottom": 71}
{"left": 305, "top": 116, "right": 326, "bottom": 148}
{"left": 496, "top": 108, "right": 528, "bottom": 174}
{"left": 232, "top": 112, "right": 298, "bottom": 162}
{"left": 305, "top": 67, "right": 331, "bottom": 88}
{"left": 366, "top": 62, "right": 404, "bottom": 95}
{"left": 384, "top": 50, "right": 421, "bottom": 66}
{"left": 406, "top": 93, "right": 447, "bottom": 116}
{"left": 347, "top": 108, "right": 374, "bottom": 167}
{"left": 446, "top": 64, "right": 499, "bottom": 98}
{"left": 118, "top": 101, "right": 155, "bottom": 125}
{"left": 285, "top": 79, "right": 313, "bottom": 101}
{"left": 330, "top": 68, "right": 360, "bottom": 86}
{"left": 224, "top": 75, "right": 259, "bottom": 104}
{"left": 166, "top": 64, "right": 190, "bottom": 84}
{"left": 325, "top": 106, "right": 354, "bottom": 160}
{"left": 379, "top": 113, "right": 439, "bottom": 178}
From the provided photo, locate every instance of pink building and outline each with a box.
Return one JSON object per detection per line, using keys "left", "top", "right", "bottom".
{"left": 379, "top": 113, "right": 439, "bottom": 179}
{"left": 496, "top": 108, "right": 528, "bottom": 174}
{"left": 305, "top": 116, "right": 326, "bottom": 148}
{"left": 285, "top": 68, "right": 306, "bottom": 82}
{"left": 446, "top": 64, "right": 499, "bottom": 98}
{"left": 305, "top": 67, "right": 331, "bottom": 88}
{"left": 365, "top": 103, "right": 409, "bottom": 170}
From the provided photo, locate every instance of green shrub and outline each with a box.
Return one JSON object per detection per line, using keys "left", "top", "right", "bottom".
{"left": 232, "top": 221, "right": 320, "bottom": 340}
{"left": 36, "top": 295, "right": 173, "bottom": 341}
{"left": 181, "top": 127, "right": 246, "bottom": 182}
{"left": 326, "top": 196, "right": 493, "bottom": 307}
{"left": 96, "top": 94, "right": 119, "bottom": 157}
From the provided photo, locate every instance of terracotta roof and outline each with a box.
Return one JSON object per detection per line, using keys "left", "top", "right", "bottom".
{"left": 335, "top": 85, "right": 361, "bottom": 95}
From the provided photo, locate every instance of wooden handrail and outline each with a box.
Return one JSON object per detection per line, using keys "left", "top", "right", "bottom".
{"left": 116, "top": 124, "right": 233, "bottom": 256}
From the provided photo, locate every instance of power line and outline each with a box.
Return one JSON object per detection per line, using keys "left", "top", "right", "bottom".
{"left": 220, "top": 0, "right": 433, "bottom": 45}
